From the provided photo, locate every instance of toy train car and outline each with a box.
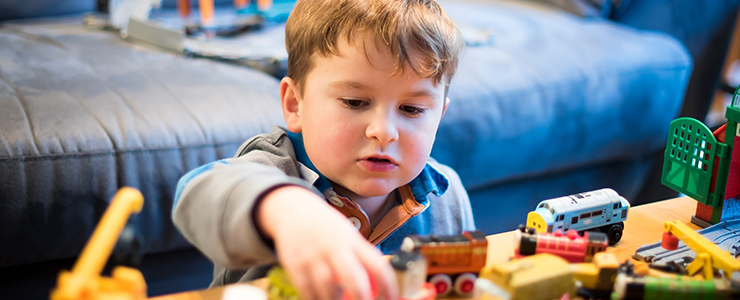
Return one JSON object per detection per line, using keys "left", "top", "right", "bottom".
{"left": 401, "top": 230, "right": 488, "bottom": 297}
{"left": 514, "top": 225, "right": 608, "bottom": 263}
{"left": 612, "top": 273, "right": 740, "bottom": 300}
{"left": 526, "top": 188, "right": 630, "bottom": 245}
{"left": 476, "top": 253, "right": 576, "bottom": 300}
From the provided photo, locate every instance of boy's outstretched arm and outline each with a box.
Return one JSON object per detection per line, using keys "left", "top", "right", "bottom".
{"left": 257, "top": 185, "right": 398, "bottom": 300}
{"left": 172, "top": 160, "right": 312, "bottom": 267}
{"left": 172, "top": 157, "right": 398, "bottom": 299}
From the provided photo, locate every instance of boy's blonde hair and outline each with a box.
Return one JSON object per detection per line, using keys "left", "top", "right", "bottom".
{"left": 285, "top": 0, "right": 464, "bottom": 94}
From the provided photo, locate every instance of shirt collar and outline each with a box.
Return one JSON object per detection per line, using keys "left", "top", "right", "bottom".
{"left": 286, "top": 129, "right": 449, "bottom": 201}
{"left": 286, "top": 130, "right": 334, "bottom": 192}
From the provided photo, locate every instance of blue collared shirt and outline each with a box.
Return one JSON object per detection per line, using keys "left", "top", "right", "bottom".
{"left": 286, "top": 131, "right": 454, "bottom": 252}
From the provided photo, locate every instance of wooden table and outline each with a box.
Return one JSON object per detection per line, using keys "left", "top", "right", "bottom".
{"left": 152, "top": 196, "right": 701, "bottom": 300}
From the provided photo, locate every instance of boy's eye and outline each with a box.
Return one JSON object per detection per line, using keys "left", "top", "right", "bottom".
{"left": 341, "top": 99, "right": 368, "bottom": 109}
{"left": 400, "top": 105, "right": 425, "bottom": 116}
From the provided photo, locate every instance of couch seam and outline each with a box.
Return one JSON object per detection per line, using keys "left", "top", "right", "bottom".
{"left": 0, "top": 141, "right": 245, "bottom": 161}
{"left": 0, "top": 72, "right": 41, "bottom": 155}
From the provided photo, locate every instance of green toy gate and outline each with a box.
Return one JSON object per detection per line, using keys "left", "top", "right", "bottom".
{"left": 661, "top": 118, "right": 728, "bottom": 207}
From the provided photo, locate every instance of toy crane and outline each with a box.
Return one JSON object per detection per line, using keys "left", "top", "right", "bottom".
{"left": 50, "top": 187, "right": 147, "bottom": 300}
{"left": 660, "top": 220, "right": 740, "bottom": 279}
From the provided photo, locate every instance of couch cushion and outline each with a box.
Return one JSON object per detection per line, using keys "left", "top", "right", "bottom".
{"left": 434, "top": 0, "right": 691, "bottom": 190}
{"left": 0, "top": 18, "right": 284, "bottom": 267}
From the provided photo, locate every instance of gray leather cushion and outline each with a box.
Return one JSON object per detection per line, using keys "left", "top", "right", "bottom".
{"left": 0, "top": 18, "right": 284, "bottom": 266}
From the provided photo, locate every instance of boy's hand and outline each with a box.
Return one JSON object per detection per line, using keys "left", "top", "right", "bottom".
{"left": 258, "top": 186, "right": 398, "bottom": 300}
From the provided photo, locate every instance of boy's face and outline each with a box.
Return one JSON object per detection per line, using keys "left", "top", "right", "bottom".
{"left": 281, "top": 36, "right": 448, "bottom": 199}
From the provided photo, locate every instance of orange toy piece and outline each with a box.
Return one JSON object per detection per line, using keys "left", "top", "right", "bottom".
{"left": 198, "top": 0, "right": 215, "bottom": 27}
{"left": 233, "top": 0, "right": 272, "bottom": 11}
{"left": 256, "top": 0, "right": 272, "bottom": 11}
{"left": 234, "top": 0, "right": 249, "bottom": 10}
{"left": 177, "top": 0, "right": 192, "bottom": 19}
{"left": 50, "top": 187, "right": 147, "bottom": 300}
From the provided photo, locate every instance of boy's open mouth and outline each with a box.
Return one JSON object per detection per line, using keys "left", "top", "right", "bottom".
{"left": 359, "top": 156, "right": 397, "bottom": 172}
{"left": 360, "top": 155, "right": 398, "bottom": 168}
{"left": 366, "top": 157, "right": 391, "bottom": 163}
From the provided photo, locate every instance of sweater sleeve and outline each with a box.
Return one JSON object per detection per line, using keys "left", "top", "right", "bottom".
{"left": 444, "top": 167, "right": 476, "bottom": 232}
{"left": 172, "top": 152, "right": 317, "bottom": 268}
{"left": 428, "top": 160, "right": 476, "bottom": 232}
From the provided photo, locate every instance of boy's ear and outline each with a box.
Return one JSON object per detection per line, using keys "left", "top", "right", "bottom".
{"left": 280, "top": 77, "right": 302, "bottom": 133}
{"left": 441, "top": 97, "right": 450, "bottom": 118}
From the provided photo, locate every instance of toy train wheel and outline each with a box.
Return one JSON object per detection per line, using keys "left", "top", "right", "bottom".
{"left": 453, "top": 273, "right": 477, "bottom": 297}
{"left": 605, "top": 222, "right": 624, "bottom": 245}
{"left": 428, "top": 274, "right": 452, "bottom": 297}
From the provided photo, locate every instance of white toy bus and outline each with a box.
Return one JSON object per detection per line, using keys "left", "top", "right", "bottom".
{"left": 525, "top": 188, "right": 630, "bottom": 245}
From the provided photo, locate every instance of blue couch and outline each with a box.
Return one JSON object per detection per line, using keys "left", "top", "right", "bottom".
{"left": 1, "top": 0, "right": 736, "bottom": 297}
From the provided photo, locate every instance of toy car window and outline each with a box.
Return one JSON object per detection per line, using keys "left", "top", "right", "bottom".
{"left": 571, "top": 216, "right": 578, "bottom": 224}
{"left": 580, "top": 212, "right": 591, "bottom": 219}
{"left": 592, "top": 210, "right": 602, "bottom": 217}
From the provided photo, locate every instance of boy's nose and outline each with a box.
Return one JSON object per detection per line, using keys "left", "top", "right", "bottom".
{"left": 366, "top": 114, "right": 399, "bottom": 145}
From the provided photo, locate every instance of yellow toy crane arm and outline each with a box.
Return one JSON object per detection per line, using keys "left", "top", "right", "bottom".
{"left": 50, "top": 187, "right": 147, "bottom": 300}
{"left": 663, "top": 220, "right": 740, "bottom": 279}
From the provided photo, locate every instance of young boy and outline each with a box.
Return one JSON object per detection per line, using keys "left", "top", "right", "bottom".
{"left": 172, "top": 0, "right": 474, "bottom": 299}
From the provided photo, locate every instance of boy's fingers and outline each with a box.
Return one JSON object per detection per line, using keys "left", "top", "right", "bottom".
{"left": 330, "top": 250, "right": 372, "bottom": 300}
{"left": 307, "top": 260, "right": 339, "bottom": 300}
{"left": 358, "top": 245, "right": 398, "bottom": 300}
{"left": 285, "top": 264, "right": 315, "bottom": 300}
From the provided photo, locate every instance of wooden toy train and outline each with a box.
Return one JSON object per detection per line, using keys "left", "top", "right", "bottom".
{"left": 515, "top": 225, "right": 609, "bottom": 263}
{"left": 399, "top": 230, "right": 488, "bottom": 297}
